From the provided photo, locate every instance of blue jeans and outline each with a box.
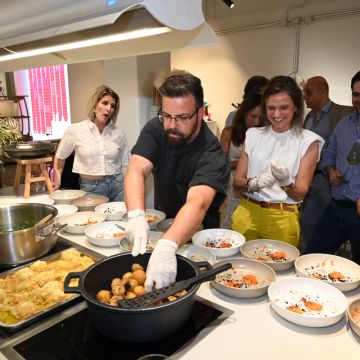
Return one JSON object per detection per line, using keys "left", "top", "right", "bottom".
{"left": 304, "top": 200, "right": 360, "bottom": 264}
{"left": 80, "top": 173, "right": 124, "bottom": 202}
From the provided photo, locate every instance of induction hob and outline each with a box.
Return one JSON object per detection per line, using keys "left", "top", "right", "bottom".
{"left": 0, "top": 297, "right": 233, "bottom": 360}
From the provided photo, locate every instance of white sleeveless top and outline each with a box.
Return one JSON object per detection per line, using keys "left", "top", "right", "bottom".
{"left": 244, "top": 126, "right": 324, "bottom": 203}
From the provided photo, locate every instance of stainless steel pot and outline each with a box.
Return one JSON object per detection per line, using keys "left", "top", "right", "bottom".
{"left": 4, "top": 141, "right": 56, "bottom": 159}
{"left": 0, "top": 203, "right": 63, "bottom": 266}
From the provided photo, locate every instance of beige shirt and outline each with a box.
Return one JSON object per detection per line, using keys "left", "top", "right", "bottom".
{"left": 56, "top": 119, "right": 129, "bottom": 176}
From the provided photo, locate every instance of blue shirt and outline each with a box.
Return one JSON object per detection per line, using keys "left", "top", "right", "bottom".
{"left": 323, "top": 112, "right": 360, "bottom": 201}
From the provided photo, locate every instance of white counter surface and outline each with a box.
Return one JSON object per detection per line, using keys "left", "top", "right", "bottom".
{"left": 58, "top": 230, "right": 360, "bottom": 360}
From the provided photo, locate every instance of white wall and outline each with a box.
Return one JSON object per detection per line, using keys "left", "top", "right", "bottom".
{"left": 172, "top": 7, "right": 360, "bottom": 132}
{"left": 67, "top": 61, "right": 104, "bottom": 123}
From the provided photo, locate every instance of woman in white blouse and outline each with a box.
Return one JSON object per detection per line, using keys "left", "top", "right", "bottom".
{"left": 232, "top": 76, "right": 324, "bottom": 247}
{"left": 53, "top": 85, "right": 129, "bottom": 201}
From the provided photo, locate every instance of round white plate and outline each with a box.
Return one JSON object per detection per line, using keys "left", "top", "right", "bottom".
{"left": 295, "top": 253, "right": 360, "bottom": 292}
{"left": 95, "top": 202, "right": 127, "bottom": 221}
{"left": 192, "top": 228, "right": 245, "bottom": 257}
{"left": 176, "top": 244, "right": 216, "bottom": 265}
{"left": 268, "top": 277, "right": 347, "bottom": 327}
{"left": 86, "top": 221, "right": 127, "bottom": 247}
{"left": 58, "top": 211, "right": 106, "bottom": 234}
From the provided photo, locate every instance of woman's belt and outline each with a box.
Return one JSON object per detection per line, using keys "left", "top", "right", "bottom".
{"left": 241, "top": 194, "right": 299, "bottom": 213}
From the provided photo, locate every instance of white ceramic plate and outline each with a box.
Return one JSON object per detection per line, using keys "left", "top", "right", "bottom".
{"left": 49, "top": 190, "right": 85, "bottom": 204}
{"left": 295, "top": 253, "right": 360, "bottom": 292}
{"left": 85, "top": 221, "right": 127, "bottom": 247}
{"left": 53, "top": 204, "right": 78, "bottom": 217}
{"left": 268, "top": 277, "right": 347, "bottom": 327}
{"left": 58, "top": 211, "right": 106, "bottom": 234}
{"left": 176, "top": 244, "right": 216, "bottom": 265}
{"left": 192, "top": 229, "right": 245, "bottom": 257}
{"left": 0, "top": 195, "right": 55, "bottom": 205}
{"left": 347, "top": 298, "right": 360, "bottom": 338}
{"left": 213, "top": 258, "right": 276, "bottom": 298}
{"left": 240, "top": 239, "right": 300, "bottom": 271}
{"left": 122, "top": 209, "right": 166, "bottom": 230}
{"left": 95, "top": 202, "right": 127, "bottom": 221}
{"left": 119, "top": 231, "right": 164, "bottom": 252}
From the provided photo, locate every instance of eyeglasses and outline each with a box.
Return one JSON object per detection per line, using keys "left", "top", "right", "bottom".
{"left": 158, "top": 108, "right": 199, "bottom": 124}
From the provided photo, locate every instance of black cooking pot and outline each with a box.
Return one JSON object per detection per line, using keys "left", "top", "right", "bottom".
{"left": 64, "top": 252, "right": 212, "bottom": 343}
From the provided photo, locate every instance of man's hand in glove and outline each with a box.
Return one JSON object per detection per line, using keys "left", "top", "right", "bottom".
{"left": 144, "top": 239, "right": 178, "bottom": 292}
{"left": 124, "top": 209, "right": 150, "bottom": 256}
{"left": 271, "top": 160, "right": 293, "bottom": 186}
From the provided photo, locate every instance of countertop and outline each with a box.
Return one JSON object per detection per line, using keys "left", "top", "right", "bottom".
{"left": 57, "top": 230, "right": 360, "bottom": 360}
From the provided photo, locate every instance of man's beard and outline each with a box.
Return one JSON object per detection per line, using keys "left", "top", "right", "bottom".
{"left": 165, "top": 119, "right": 199, "bottom": 150}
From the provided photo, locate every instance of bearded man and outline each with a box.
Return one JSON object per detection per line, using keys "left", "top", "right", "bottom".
{"left": 124, "top": 71, "right": 229, "bottom": 291}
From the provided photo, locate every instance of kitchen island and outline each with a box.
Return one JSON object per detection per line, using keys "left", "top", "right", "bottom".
{"left": 57, "top": 231, "right": 360, "bottom": 360}
{"left": 0, "top": 220, "right": 358, "bottom": 359}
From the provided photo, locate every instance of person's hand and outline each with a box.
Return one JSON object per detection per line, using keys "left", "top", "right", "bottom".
{"left": 357, "top": 198, "right": 360, "bottom": 216}
{"left": 248, "top": 173, "right": 276, "bottom": 192}
{"left": 145, "top": 239, "right": 178, "bottom": 292}
{"left": 271, "top": 160, "right": 292, "bottom": 186}
{"left": 328, "top": 168, "right": 343, "bottom": 186}
{"left": 124, "top": 211, "right": 149, "bottom": 256}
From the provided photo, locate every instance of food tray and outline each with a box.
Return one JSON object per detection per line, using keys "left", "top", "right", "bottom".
{"left": 0, "top": 247, "right": 101, "bottom": 332}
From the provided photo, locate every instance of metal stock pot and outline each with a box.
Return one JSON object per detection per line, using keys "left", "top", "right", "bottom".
{"left": 0, "top": 203, "right": 62, "bottom": 266}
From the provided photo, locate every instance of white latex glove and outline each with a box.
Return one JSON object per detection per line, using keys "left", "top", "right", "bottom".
{"left": 145, "top": 239, "right": 178, "bottom": 292}
{"left": 271, "top": 160, "right": 292, "bottom": 186}
{"left": 124, "top": 212, "right": 150, "bottom": 257}
{"left": 248, "top": 172, "right": 277, "bottom": 191}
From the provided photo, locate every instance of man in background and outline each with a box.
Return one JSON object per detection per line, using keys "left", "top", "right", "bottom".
{"left": 304, "top": 71, "right": 360, "bottom": 264}
{"left": 300, "top": 76, "right": 353, "bottom": 252}
{"left": 224, "top": 75, "right": 269, "bottom": 128}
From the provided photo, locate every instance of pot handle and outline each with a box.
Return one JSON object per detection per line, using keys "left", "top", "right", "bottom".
{"left": 193, "top": 260, "right": 213, "bottom": 272}
{"left": 54, "top": 223, "right": 67, "bottom": 233}
{"left": 63, "top": 271, "right": 84, "bottom": 294}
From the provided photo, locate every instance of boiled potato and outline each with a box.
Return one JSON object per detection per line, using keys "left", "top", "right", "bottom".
{"left": 133, "top": 285, "right": 146, "bottom": 296}
{"left": 111, "top": 278, "right": 122, "bottom": 288}
{"left": 131, "top": 263, "right": 144, "bottom": 272}
{"left": 125, "top": 292, "right": 136, "bottom": 299}
{"left": 109, "top": 295, "right": 124, "bottom": 306}
{"left": 132, "top": 269, "right": 146, "bottom": 285}
{"left": 122, "top": 272, "right": 133, "bottom": 280}
{"left": 96, "top": 290, "right": 111, "bottom": 303}
{"left": 112, "top": 284, "right": 125, "bottom": 296}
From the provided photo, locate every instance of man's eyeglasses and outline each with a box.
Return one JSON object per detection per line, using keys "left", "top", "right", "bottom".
{"left": 158, "top": 108, "right": 200, "bottom": 124}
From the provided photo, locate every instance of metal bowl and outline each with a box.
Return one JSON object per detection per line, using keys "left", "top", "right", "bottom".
{"left": 4, "top": 141, "right": 56, "bottom": 159}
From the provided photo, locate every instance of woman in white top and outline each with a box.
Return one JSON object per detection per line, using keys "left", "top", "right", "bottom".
{"left": 232, "top": 76, "right": 324, "bottom": 247}
{"left": 53, "top": 85, "right": 129, "bottom": 202}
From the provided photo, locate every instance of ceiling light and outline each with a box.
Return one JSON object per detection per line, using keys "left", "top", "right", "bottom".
{"left": 0, "top": 27, "right": 172, "bottom": 62}
{"left": 223, "top": 0, "right": 235, "bottom": 9}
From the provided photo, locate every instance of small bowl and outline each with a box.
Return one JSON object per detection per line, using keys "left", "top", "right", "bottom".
{"left": 176, "top": 244, "right": 216, "bottom": 265}
{"left": 85, "top": 221, "right": 127, "bottom": 247}
{"left": 119, "top": 231, "right": 164, "bottom": 252}
{"left": 348, "top": 298, "right": 360, "bottom": 338}
{"left": 122, "top": 209, "right": 166, "bottom": 230}
{"left": 192, "top": 229, "right": 245, "bottom": 257}
{"left": 95, "top": 202, "right": 127, "bottom": 221}
{"left": 268, "top": 277, "right": 347, "bottom": 327}
{"left": 240, "top": 239, "right": 300, "bottom": 271}
{"left": 53, "top": 204, "right": 78, "bottom": 218}
{"left": 59, "top": 211, "right": 106, "bottom": 234}
{"left": 49, "top": 190, "right": 86, "bottom": 204}
{"left": 71, "top": 194, "right": 109, "bottom": 212}
{"left": 212, "top": 258, "right": 276, "bottom": 298}
{"left": 156, "top": 218, "right": 204, "bottom": 233}
{"left": 295, "top": 253, "right": 360, "bottom": 292}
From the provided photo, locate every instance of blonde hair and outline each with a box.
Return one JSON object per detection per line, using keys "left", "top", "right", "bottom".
{"left": 87, "top": 85, "right": 120, "bottom": 124}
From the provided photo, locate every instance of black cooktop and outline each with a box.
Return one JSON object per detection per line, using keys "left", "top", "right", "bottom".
{"left": 13, "top": 300, "right": 228, "bottom": 360}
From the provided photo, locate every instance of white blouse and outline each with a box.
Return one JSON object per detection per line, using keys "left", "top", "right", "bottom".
{"left": 56, "top": 119, "right": 129, "bottom": 176}
{"left": 245, "top": 126, "right": 324, "bottom": 203}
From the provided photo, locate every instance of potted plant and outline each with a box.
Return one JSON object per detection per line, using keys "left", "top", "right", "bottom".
{"left": 0, "top": 117, "right": 22, "bottom": 168}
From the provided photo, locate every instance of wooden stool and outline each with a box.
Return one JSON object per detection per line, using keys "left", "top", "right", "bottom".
{"left": 14, "top": 157, "right": 54, "bottom": 199}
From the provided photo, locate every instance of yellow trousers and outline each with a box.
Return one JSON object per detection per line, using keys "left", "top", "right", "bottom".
{"left": 231, "top": 199, "right": 300, "bottom": 247}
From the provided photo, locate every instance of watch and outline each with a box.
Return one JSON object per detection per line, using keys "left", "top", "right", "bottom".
{"left": 281, "top": 183, "right": 293, "bottom": 191}
{"left": 127, "top": 209, "right": 146, "bottom": 219}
